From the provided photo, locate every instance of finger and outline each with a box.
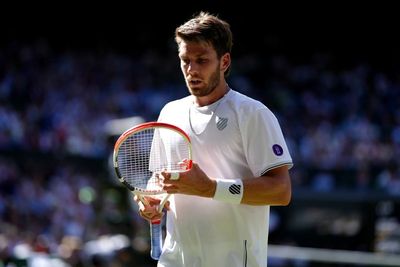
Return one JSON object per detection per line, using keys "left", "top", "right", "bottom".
{"left": 138, "top": 195, "right": 149, "bottom": 206}
{"left": 137, "top": 200, "right": 146, "bottom": 211}
{"left": 139, "top": 203, "right": 162, "bottom": 215}
{"left": 163, "top": 200, "right": 171, "bottom": 211}
{"left": 143, "top": 196, "right": 161, "bottom": 206}
{"left": 133, "top": 194, "right": 142, "bottom": 203}
{"left": 140, "top": 212, "right": 162, "bottom": 222}
{"left": 139, "top": 209, "right": 164, "bottom": 222}
{"left": 179, "top": 158, "right": 192, "bottom": 170}
{"left": 162, "top": 184, "right": 178, "bottom": 192}
{"left": 149, "top": 199, "right": 162, "bottom": 207}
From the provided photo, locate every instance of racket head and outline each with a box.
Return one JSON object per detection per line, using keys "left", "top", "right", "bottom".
{"left": 113, "top": 122, "right": 192, "bottom": 195}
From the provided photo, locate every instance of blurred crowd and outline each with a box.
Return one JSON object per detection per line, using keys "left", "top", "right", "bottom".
{"left": 1, "top": 39, "right": 399, "bottom": 191}
{"left": 1, "top": 39, "right": 400, "bottom": 265}
{"left": 0, "top": 154, "right": 154, "bottom": 266}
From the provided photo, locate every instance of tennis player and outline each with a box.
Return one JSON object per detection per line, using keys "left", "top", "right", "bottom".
{"left": 138, "top": 11, "right": 293, "bottom": 267}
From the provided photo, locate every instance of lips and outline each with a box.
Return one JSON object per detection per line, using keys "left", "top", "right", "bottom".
{"left": 190, "top": 81, "right": 201, "bottom": 86}
{"left": 188, "top": 78, "right": 202, "bottom": 86}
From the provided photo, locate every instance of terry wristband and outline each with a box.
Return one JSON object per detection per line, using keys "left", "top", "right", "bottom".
{"left": 213, "top": 179, "right": 244, "bottom": 204}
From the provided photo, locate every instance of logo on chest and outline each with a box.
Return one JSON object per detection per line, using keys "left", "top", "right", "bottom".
{"left": 216, "top": 116, "right": 228, "bottom": 131}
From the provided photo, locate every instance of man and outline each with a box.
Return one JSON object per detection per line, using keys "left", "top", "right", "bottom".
{"left": 139, "top": 11, "right": 293, "bottom": 267}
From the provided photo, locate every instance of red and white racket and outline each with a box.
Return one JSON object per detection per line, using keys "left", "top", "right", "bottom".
{"left": 113, "top": 122, "right": 192, "bottom": 260}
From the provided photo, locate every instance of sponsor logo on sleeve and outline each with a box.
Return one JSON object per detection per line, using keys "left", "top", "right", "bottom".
{"left": 272, "top": 144, "right": 284, "bottom": 156}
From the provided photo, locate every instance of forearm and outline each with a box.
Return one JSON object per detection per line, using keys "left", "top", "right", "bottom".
{"left": 211, "top": 166, "right": 292, "bottom": 206}
{"left": 241, "top": 175, "right": 291, "bottom": 206}
{"left": 162, "top": 163, "right": 291, "bottom": 206}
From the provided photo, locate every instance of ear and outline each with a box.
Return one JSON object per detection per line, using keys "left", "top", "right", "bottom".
{"left": 220, "top": 53, "right": 231, "bottom": 72}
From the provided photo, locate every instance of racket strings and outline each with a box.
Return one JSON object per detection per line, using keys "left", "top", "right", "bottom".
{"left": 117, "top": 127, "right": 190, "bottom": 192}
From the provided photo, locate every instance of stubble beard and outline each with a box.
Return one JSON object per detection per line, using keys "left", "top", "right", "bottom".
{"left": 186, "top": 67, "right": 220, "bottom": 97}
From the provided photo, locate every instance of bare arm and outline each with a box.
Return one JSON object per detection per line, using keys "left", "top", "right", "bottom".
{"left": 241, "top": 166, "right": 291, "bottom": 206}
{"left": 161, "top": 162, "right": 291, "bottom": 206}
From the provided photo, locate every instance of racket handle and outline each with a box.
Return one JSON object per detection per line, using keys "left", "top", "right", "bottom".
{"left": 150, "top": 219, "right": 163, "bottom": 260}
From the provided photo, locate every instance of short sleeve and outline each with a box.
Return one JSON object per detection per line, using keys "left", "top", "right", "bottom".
{"left": 240, "top": 107, "right": 293, "bottom": 177}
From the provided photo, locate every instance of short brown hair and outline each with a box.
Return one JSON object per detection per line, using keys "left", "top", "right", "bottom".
{"left": 175, "top": 11, "right": 233, "bottom": 76}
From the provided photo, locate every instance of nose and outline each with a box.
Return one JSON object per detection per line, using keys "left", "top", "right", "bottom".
{"left": 186, "top": 62, "right": 199, "bottom": 75}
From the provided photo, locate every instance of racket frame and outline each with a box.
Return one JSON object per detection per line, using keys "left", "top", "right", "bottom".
{"left": 114, "top": 121, "right": 192, "bottom": 192}
{"left": 113, "top": 121, "right": 192, "bottom": 260}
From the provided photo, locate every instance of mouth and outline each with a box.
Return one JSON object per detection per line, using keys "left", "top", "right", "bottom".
{"left": 188, "top": 78, "right": 202, "bottom": 87}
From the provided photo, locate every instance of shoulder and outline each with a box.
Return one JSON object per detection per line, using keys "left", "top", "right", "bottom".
{"left": 227, "top": 89, "right": 274, "bottom": 117}
{"left": 225, "top": 90, "right": 283, "bottom": 133}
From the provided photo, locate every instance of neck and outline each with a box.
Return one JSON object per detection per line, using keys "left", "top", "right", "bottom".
{"left": 194, "top": 82, "right": 230, "bottom": 107}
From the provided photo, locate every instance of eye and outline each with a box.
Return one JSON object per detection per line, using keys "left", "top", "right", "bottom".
{"left": 181, "top": 58, "right": 190, "bottom": 65}
{"left": 197, "top": 58, "right": 208, "bottom": 64}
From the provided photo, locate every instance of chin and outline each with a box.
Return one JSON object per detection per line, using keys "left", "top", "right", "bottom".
{"left": 189, "top": 89, "right": 202, "bottom": 97}
{"left": 188, "top": 85, "right": 202, "bottom": 94}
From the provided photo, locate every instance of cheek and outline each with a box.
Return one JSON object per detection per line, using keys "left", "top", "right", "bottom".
{"left": 180, "top": 65, "right": 187, "bottom": 75}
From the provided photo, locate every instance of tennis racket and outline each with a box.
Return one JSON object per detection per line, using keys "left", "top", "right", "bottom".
{"left": 113, "top": 121, "right": 192, "bottom": 260}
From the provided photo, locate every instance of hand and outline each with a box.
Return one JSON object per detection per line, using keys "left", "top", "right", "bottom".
{"left": 160, "top": 162, "right": 216, "bottom": 198}
{"left": 134, "top": 195, "right": 170, "bottom": 222}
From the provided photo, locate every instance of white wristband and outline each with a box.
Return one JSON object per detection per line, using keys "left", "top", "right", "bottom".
{"left": 213, "top": 179, "right": 243, "bottom": 204}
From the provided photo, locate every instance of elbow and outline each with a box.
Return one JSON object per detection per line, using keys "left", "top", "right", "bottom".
{"left": 276, "top": 179, "right": 292, "bottom": 206}
{"left": 280, "top": 187, "right": 291, "bottom": 206}
{"left": 265, "top": 166, "right": 292, "bottom": 206}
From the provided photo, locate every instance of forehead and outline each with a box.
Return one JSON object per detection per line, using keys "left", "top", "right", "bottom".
{"left": 178, "top": 40, "right": 217, "bottom": 58}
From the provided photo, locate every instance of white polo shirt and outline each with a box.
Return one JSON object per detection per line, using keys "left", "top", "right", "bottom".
{"left": 157, "top": 89, "right": 292, "bottom": 267}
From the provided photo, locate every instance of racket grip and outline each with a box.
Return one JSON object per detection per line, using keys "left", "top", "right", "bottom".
{"left": 150, "top": 220, "right": 163, "bottom": 260}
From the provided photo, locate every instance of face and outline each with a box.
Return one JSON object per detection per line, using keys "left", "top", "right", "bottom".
{"left": 178, "top": 40, "right": 225, "bottom": 97}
